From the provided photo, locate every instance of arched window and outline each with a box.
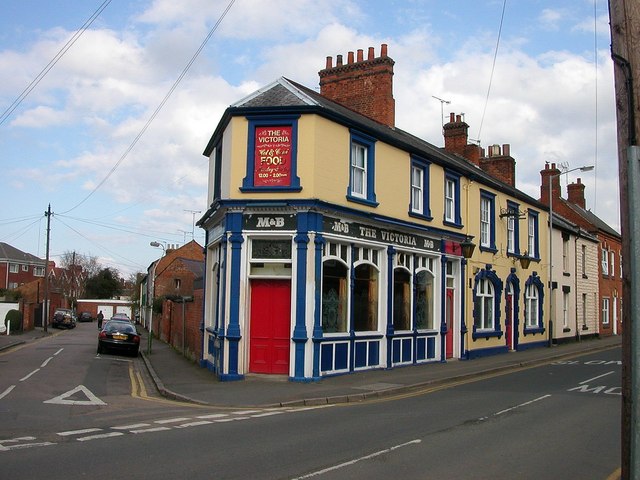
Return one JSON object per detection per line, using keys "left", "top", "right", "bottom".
{"left": 523, "top": 272, "right": 545, "bottom": 333}
{"left": 474, "top": 278, "right": 494, "bottom": 330}
{"left": 393, "top": 268, "right": 411, "bottom": 331}
{"left": 415, "top": 270, "right": 435, "bottom": 330}
{"left": 322, "top": 259, "right": 348, "bottom": 333}
{"left": 353, "top": 263, "right": 379, "bottom": 332}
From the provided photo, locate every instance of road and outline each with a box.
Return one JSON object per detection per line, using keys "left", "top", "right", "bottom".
{"left": 1, "top": 324, "right": 621, "bottom": 479}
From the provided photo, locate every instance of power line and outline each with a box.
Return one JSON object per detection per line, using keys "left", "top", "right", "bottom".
{"left": 0, "top": 0, "right": 113, "bottom": 126}
{"left": 476, "top": 0, "right": 507, "bottom": 143}
{"left": 59, "top": 0, "right": 237, "bottom": 215}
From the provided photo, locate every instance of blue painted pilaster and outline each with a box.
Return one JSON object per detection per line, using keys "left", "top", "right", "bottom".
{"left": 440, "top": 254, "right": 448, "bottom": 363}
{"left": 386, "top": 246, "right": 396, "bottom": 368}
{"left": 312, "top": 230, "right": 325, "bottom": 380}
{"left": 291, "top": 212, "right": 310, "bottom": 381}
{"left": 460, "top": 258, "right": 468, "bottom": 359}
{"left": 223, "top": 212, "right": 244, "bottom": 381}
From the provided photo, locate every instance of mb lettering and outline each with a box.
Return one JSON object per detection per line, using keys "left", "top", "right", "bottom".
{"left": 256, "top": 217, "right": 285, "bottom": 228}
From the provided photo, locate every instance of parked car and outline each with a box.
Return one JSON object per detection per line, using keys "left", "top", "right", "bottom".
{"left": 111, "top": 312, "right": 132, "bottom": 322}
{"left": 78, "top": 311, "right": 93, "bottom": 322}
{"left": 97, "top": 320, "right": 140, "bottom": 357}
{"left": 52, "top": 309, "right": 76, "bottom": 329}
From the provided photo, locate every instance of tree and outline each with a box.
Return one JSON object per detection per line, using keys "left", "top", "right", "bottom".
{"left": 54, "top": 251, "right": 101, "bottom": 302}
{"left": 84, "top": 268, "right": 123, "bottom": 299}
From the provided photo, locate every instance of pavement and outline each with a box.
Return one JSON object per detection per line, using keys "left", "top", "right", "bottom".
{"left": 0, "top": 327, "right": 622, "bottom": 408}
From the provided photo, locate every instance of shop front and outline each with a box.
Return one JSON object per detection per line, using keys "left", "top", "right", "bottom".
{"left": 202, "top": 209, "right": 467, "bottom": 382}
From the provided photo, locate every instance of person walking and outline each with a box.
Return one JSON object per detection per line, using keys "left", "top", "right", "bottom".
{"left": 97, "top": 310, "right": 104, "bottom": 329}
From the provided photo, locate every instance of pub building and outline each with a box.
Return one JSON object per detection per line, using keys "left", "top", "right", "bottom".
{"left": 198, "top": 45, "right": 549, "bottom": 381}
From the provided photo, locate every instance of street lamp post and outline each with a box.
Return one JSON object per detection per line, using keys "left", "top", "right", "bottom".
{"left": 147, "top": 241, "right": 166, "bottom": 354}
{"left": 548, "top": 165, "right": 594, "bottom": 347}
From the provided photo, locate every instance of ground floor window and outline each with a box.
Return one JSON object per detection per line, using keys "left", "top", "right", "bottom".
{"left": 474, "top": 278, "right": 494, "bottom": 330}
{"left": 415, "top": 270, "right": 435, "bottom": 329}
{"left": 602, "top": 297, "right": 610, "bottom": 326}
{"left": 322, "top": 259, "right": 348, "bottom": 333}
{"left": 353, "top": 263, "right": 379, "bottom": 331}
{"left": 393, "top": 268, "right": 411, "bottom": 331}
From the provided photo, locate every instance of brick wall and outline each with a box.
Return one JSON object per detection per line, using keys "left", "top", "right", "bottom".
{"left": 159, "top": 290, "right": 203, "bottom": 362}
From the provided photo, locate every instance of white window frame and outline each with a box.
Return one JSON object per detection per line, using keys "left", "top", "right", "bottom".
{"left": 563, "top": 291, "right": 569, "bottom": 328}
{"left": 350, "top": 142, "right": 367, "bottom": 199}
{"left": 610, "top": 251, "right": 615, "bottom": 278}
{"left": 601, "top": 248, "right": 609, "bottom": 275}
{"left": 476, "top": 278, "right": 494, "bottom": 330}
{"left": 528, "top": 216, "right": 535, "bottom": 255}
{"left": 602, "top": 297, "right": 610, "bottom": 325}
{"left": 444, "top": 178, "right": 455, "bottom": 223}
{"left": 34, "top": 266, "right": 45, "bottom": 277}
{"left": 9, "top": 264, "right": 19, "bottom": 273}
{"left": 525, "top": 284, "right": 539, "bottom": 328}
{"left": 507, "top": 215, "right": 515, "bottom": 254}
{"left": 411, "top": 166, "right": 423, "bottom": 214}
{"left": 480, "top": 197, "right": 490, "bottom": 247}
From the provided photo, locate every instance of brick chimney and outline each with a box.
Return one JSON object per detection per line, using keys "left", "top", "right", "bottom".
{"left": 479, "top": 144, "right": 516, "bottom": 187}
{"left": 442, "top": 112, "right": 482, "bottom": 166}
{"left": 539, "top": 162, "right": 562, "bottom": 205}
{"left": 567, "top": 178, "right": 586, "bottom": 209}
{"left": 319, "top": 44, "right": 395, "bottom": 127}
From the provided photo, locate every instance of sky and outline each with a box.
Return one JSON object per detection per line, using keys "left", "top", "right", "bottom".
{"left": 0, "top": 0, "right": 619, "bottom": 278}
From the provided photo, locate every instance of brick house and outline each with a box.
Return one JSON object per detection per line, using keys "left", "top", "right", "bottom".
{"left": 539, "top": 163, "right": 622, "bottom": 336}
{"left": 0, "top": 242, "right": 46, "bottom": 290}
{"left": 141, "top": 241, "right": 205, "bottom": 361}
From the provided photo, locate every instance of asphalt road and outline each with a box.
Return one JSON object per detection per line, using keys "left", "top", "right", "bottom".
{"left": 1, "top": 324, "right": 621, "bottom": 479}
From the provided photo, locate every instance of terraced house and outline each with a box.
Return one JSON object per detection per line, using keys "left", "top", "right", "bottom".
{"left": 198, "top": 45, "right": 550, "bottom": 381}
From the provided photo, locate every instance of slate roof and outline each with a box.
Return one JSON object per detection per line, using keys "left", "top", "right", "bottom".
{"left": 0, "top": 242, "right": 45, "bottom": 264}
{"left": 557, "top": 199, "right": 621, "bottom": 239}
{"left": 206, "top": 77, "right": 546, "bottom": 210}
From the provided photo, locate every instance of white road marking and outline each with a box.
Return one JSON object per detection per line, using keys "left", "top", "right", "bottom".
{"left": 479, "top": 394, "right": 552, "bottom": 421}
{"left": 154, "top": 417, "right": 191, "bottom": 424}
{"left": 0, "top": 385, "right": 16, "bottom": 400}
{"left": 1, "top": 442, "right": 55, "bottom": 451}
{"left": 175, "top": 421, "right": 213, "bottom": 428}
{"left": 58, "top": 428, "right": 102, "bottom": 437}
{"left": 112, "top": 423, "right": 150, "bottom": 430}
{"left": 196, "top": 413, "right": 229, "bottom": 419}
{"left": 215, "top": 416, "right": 250, "bottom": 422}
{"left": 250, "top": 411, "right": 284, "bottom": 418}
{"left": 40, "top": 357, "right": 54, "bottom": 368}
{"left": 54, "top": 348, "right": 64, "bottom": 356}
{"left": 130, "top": 427, "right": 171, "bottom": 434}
{"left": 291, "top": 440, "right": 422, "bottom": 479}
{"left": 44, "top": 385, "right": 106, "bottom": 406}
{"left": 77, "top": 432, "right": 123, "bottom": 442}
{"left": 20, "top": 369, "right": 40, "bottom": 381}
{"left": 579, "top": 371, "right": 615, "bottom": 385}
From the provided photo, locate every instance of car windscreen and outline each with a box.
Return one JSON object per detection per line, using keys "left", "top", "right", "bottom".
{"left": 104, "top": 322, "right": 135, "bottom": 334}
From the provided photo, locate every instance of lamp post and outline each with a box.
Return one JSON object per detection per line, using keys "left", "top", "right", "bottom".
{"left": 548, "top": 165, "right": 594, "bottom": 347}
{"left": 147, "top": 241, "right": 166, "bottom": 354}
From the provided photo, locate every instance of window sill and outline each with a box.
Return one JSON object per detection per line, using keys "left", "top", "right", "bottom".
{"left": 479, "top": 246, "right": 498, "bottom": 254}
{"left": 472, "top": 328, "right": 503, "bottom": 340}
{"left": 523, "top": 326, "right": 545, "bottom": 336}
{"left": 443, "top": 220, "right": 464, "bottom": 229}
{"left": 409, "top": 211, "right": 433, "bottom": 222}
{"left": 346, "top": 195, "right": 379, "bottom": 208}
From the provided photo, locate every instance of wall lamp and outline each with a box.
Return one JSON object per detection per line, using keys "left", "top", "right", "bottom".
{"left": 460, "top": 235, "right": 476, "bottom": 259}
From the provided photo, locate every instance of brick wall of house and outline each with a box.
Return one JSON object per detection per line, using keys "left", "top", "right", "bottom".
{"left": 159, "top": 289, "right": 203, "bottom": 362}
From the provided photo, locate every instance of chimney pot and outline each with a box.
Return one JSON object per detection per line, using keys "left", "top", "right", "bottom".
{"left": 336, "top": 54, "right": 343, "bottom": 66}
{"left": 325, "top": 56, "right": 332, "bottom": 69}
{"left": 449, "top": 112, "right": 455, "bottom": 122}
{"left": 348, "top": 51, "right": 354, "bottom": 64}
{"left": 357, "top": 49, "right": 363, "bottom": 62}
{"left": 381, "top": 44, "right": 388, "bottom": 56}
{"left": 503, "top": 144, "right": 510, "bottom": 156}
{"left": 368, "top": 47, "right": 374, "bottom": 60}
{"left": 456, "top": 114, "right": 461, "bottom": 122}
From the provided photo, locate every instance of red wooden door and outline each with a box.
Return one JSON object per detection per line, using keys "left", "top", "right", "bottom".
{"left": 506, "top": 293, "right": 513, "bottom": 350}
{"left": 249, "top": 279, "right": 291, "bottom": 374}
{"left": 445, "top": 288, "right": 454, "bottom": 359}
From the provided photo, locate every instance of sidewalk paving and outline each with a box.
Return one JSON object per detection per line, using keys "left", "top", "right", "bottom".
{"left": 136, "top": 330, "right": 622, "bottom": 408}
{"left": 0, "top": 328, "right": 622, "bottom": 408}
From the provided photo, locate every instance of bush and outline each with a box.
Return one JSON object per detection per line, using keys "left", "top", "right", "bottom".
{"left": 5, "top": 309, "right": 22, "bottom": 332}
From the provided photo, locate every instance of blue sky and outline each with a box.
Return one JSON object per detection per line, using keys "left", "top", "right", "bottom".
{"left": 0, "top": 0, "right": 617, "bottom": 276}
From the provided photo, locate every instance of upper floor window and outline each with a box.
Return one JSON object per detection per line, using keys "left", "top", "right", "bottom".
{"left": 34, "top": 266, "right": 45, "bottom": 277}
{"left": 9, "top": 264, "right": 18, "bottom": 273}
{"left": 620, "top": 252, "right": 623, "bottom": 278}
{"left": 601, "top": 248, "right": 609, "bottom": 275}
{"left": 174, "top": 279, "right": 182, "bottom": 289}
{"left": 581, "top": 245, "right": 587, "bottom": 277}
{"left": 506, "top": 201, "right": 520, "bottom": 256}
{"left": 444, "top": 171, "right": 462, "bottom": 227}
{"left": 479, "top": 190, "right": 496, "bottom": 252}
{"left": 347, "top": 130, "right": 377, "bottom": 207}
{"left": 21, "top": 265, "right": 28, "bottom": 272}
{"left": 610, "top": 251, "right": 616, "bottom": 278}
{"left": 241, "top": 115, "right": 301, "bottom": 192}
{"left": 527, "top": 210, "right": 540, "bottom": 259}
{"left": 409, "top": 157, "right": 432, "bottom": 220}
{"left": 562, "top": 234, "right": 569, "bottom": 272}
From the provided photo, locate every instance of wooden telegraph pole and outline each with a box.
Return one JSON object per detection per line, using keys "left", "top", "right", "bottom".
{"left": 608, "top": 1, "right": 640, "bottom": 478}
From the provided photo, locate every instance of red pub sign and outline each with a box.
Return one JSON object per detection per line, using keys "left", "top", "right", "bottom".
{"left": 254, "top": 126, "right": 292, "bottom": 187}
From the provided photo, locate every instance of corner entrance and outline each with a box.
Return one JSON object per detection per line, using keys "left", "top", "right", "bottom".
{"left": 249, "top": 279, "right": 291, "bottom": 374}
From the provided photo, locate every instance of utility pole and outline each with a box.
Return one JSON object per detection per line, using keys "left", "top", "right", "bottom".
{"left": 608, "top": 1, "right": 640, "bottom": 478}
{"left": 42, "top": 204, "right": 52, "bottom": 333}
